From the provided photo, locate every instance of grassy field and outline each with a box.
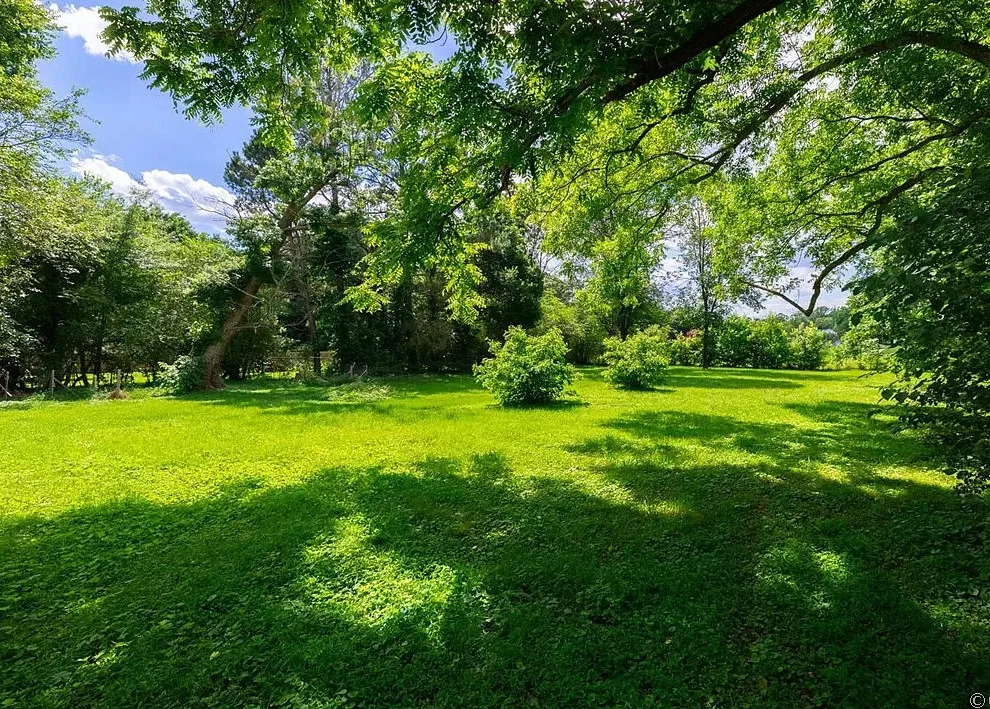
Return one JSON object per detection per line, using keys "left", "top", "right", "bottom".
{"left": 1, "top": 368, "right": 988, "bottom": 707}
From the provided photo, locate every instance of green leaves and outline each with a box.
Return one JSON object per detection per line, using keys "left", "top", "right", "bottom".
{"left": 601, "top": 329, "right": 670, "bottom": 389}
{"left": 853, "top": 167, "right": 990, "bottom": 491}
{"left": 473, "top": 327, "right": 575, "bottom": 406}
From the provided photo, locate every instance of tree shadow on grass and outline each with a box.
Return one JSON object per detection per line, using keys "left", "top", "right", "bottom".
{"left": 482, "top": 399, "right": 591, "bottom": 412}
{"left": 1, "top": 416, "right": 988, "bottom": 706}
{"left": 184, "top": 382, "right": 400, "bottom": 416}
{"left": 183, "top": 376, "right": 491, "bottom": 417}
{"left": 665, "top": 368, "right": 804, "bottom": 389}
{"left": 565, "top": 402, "right": 990, "bottom": 704}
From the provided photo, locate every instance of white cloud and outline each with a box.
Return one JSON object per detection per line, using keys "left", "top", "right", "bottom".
{"left": 71, "top": 155, "right": 142, "bottom": 194}
{"left": 49, "top": 4, "right": 136, "bottom": 63}
{"left": 142, "top": 170, "right": 234, "bottom": 213}
{"left": 71, "top": 156, "right": 235, "bottom": 232}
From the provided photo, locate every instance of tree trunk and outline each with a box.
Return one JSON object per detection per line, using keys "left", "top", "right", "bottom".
{"left": 94, "top": 341, "right": 103, "bottom": 386}
{"left": 308, "top": 310, "right": 321, "bottom": 376}
{"left": 286, "top": 221, "right": 320, "bottom": 377}
{"left": 618, "top": 306, "right": 631, "bottom": 340}
{"left": 701, "top": 313, "right": 713, "bottom": 368}
{"left": 78, "top": 350, "right": 89, "bottom": 387}
{"left": 200, "top": 276, "right": 264, "bottom": 389}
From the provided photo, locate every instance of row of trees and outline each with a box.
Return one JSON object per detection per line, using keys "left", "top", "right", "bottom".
{"left": 1, "top": 189, "right": 237, "bottom": 388}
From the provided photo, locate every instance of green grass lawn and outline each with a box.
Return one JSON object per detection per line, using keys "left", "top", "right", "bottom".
{"left": 1, "top": 368, "right": 988, "bottom": 707}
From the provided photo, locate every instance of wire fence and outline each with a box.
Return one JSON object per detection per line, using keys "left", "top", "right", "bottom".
{"left": 1, "top": 350, "right": 331, "bottom": 400}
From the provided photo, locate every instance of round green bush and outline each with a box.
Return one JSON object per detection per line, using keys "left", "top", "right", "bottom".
{"left": 788, "top": 323, "right": 829, "bottom": 370}
{"left": 473, "top": 327, "right": 575, "bottom": 406}
{"left": 602, "top": 329, "right": 670, "bottom": 389}
{"left": 157, "top": 355, "right": 205, "bottom": 394}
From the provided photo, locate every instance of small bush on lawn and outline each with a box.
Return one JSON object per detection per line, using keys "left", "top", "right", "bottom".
{"left": 748, "top": 318, "right": 792, "bottom": 369}
{"left": 158, "top": 355, "right": 205, "bottom": 395}
{"left": 602, "top": 328, "right": 670, "bottom": 389}
{"left": 474, "top": 327, "right": 575, "bottom": 405}
{"left": 715, "top": 316, "right": 753, "bottom": 367}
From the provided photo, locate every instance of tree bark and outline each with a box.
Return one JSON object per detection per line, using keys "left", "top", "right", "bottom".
{"left": 618, "top": 306, "right": 631, "bottom": 340}
{"left": 287, "top": 228, "right": 321, "bottom": 377}
{"left": 78, "top": 350, "right": 89, "bottom": 387}
{"left": 94, "top": 332, "right": 103, "bottom": 387}
{"left": 308, "top": 311, "right": 321, "bottom": 376}
{"left": 200, "top": 275, "right": 264, "bottom": 389}
{"left": 701, "top": 309, "right": 714, "bottom": 369}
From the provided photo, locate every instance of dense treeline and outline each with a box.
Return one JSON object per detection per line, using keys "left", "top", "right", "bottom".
{"left": 1, "top": 186, "right": 238, "bottom": 388}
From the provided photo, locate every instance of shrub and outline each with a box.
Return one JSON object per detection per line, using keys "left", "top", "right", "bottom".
{"left": 158, "top": 355, "right": 205, "bottom": 395}
{"left": 836, "top": 317, "right": 895, "bottom": 372}
{"left": 748, "top": 318, "right": 792, "bottom": 369}
{"left": 855, "top": 342, "right": 897, "bottom": 372}
{"left": 715, "top": 316, "right": 752, "bottom": 367}
{"left": 668, "top": 333, "right": 702, "bottom": 366}
{"left": 602, "top": 329, "right": 670, "bottom": 389}
{"left": 824, "top": 346, "right": 859, "bottom": 371}
{"left": 473, "top": 327, "right": 575, "bottom": 405}
{"left": 788, "top": 324, "right": 829, "bottom": 370}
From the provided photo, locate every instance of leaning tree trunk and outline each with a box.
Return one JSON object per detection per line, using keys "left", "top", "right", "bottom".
{"left": 198, "top": 188, "right": 318, "bottom": 389}
{"left": 200, "top": 275, "right": 264, "bottom": 389}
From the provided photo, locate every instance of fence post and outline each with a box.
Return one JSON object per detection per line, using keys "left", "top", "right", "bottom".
{"left": 49, "top": 370, "right": 55, "bottom": 397}
{"left": 3, "top": 371, "right": 8, "bottom": 400}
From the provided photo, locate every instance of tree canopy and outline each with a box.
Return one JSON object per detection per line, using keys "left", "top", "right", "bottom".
{"left": 100, "top": 0, "right": 990, "bottom": 317}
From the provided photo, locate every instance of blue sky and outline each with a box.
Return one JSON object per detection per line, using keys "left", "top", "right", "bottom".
{"left": 42, "top": 3, "right": 253, "bottom": 231}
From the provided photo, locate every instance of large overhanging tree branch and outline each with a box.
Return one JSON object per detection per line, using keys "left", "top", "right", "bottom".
{"left": 538, "top": 27, "right": 990, "bottom": 246}
{"left": 101, "top": 0, "right": 790, "bottom": 207}
{"left": 361, "top": 0, "right": 792, "bottom": 258}
{"left": 622, "top": 26, "right": 990, "bottom": 315}
{"left": 102, "top": 0, "right": 990, "bottom": 322}
{"left": 694, "top": 30, "right": 990, "bottom": 181}
{"left": 600, "top": 0, "right": 787, "bottom": 104}
{"left": 101, "top": 0, "right": 789, "bottom": 128}
{"left": 740, "top": 166, "right": 956, "bottom": 315}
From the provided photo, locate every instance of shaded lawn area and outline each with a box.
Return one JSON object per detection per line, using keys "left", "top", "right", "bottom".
{"left": 1, "top": 368, "right": 988, "bottom": 707}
